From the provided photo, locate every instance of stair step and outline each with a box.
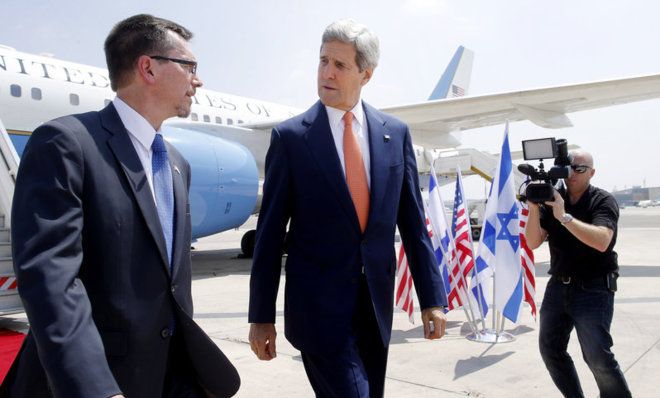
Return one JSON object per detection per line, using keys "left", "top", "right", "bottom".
{"left": 0, "top": 289, "right": 23, "bottom": 315}
{"left": 0, "top": 228, "right": 9, "bottom": 242}
{"left": 0, "top": 242, "right": 10, "bottom": 257}
{"left": 0, "top": 257, "right": 13, "bottom": 275}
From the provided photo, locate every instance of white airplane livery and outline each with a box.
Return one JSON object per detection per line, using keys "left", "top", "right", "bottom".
{"left": 2, "top": 43, "right": 660, "bottom": 256}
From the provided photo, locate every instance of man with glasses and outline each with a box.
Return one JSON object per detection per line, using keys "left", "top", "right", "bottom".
{"left": 1, "top": 14, "right": 239, "bottom": 398}
{"left": 525, "top": 149, "right": 631, "bottom": 398}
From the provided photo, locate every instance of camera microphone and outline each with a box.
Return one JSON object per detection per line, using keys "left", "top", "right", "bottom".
{"left": 518, "top": 163, "right": 536, "bottom": 177}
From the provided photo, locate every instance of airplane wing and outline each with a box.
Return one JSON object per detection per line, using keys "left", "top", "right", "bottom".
{"left": 382, "top": 73, "right": 660, "bottom": 148}
{"left": 171, "top": 73, "right": 660, "bottom": 154}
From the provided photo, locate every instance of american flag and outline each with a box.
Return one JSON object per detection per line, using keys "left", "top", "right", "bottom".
{"left": 519, "top": 204, "right": 537, "bottom": 320}
{"left": 395, "top": 244, "right": 415, "bottom": 324}
{"left": 451, "top": 169, "right": 475, "bottom": 283}
{"left": 451, "top": 84, "right": 465, "bottom": 97}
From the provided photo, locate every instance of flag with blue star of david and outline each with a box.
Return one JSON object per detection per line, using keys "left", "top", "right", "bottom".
{"left": 473, "top": 122, "right": 523, "bottom": 323}
{"left": 425, "top": 167, "right": 455, "bottom": 310}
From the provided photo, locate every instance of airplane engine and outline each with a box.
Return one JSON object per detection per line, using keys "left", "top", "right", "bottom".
{"left": 162, "top": 126, "right": 259, "bottom": 239}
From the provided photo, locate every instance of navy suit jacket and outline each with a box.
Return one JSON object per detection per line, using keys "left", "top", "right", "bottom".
{"left": 248, "top": 101, "right": 447, "bottom": 353}
{"left": 1, "top": 104, "right": 239, "bottom": 398}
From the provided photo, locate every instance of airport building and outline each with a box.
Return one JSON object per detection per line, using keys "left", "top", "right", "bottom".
{"left": 611, "top": 186, "right": 660, "bottom": 206}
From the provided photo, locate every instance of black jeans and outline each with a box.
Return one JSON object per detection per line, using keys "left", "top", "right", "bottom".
{"left": 539, "top": 276, "right": 631, "bottom": 398}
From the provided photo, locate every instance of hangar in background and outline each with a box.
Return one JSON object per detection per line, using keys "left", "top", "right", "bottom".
{"left": 612, "top": 186, "right": 660, "bottom": 206}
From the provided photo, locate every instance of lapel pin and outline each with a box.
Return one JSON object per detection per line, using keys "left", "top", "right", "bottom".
{"left": 174, "top": 165, "right": 181, "bottom": 174}
{"left": 383, "top": 134, "right": 390, "bottom": 143}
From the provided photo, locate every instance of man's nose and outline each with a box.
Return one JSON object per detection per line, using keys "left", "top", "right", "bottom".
{"left": 320, "top": 64, "right": 335, "bottom": 80}
{"left": 192, "top": 75, "right": 203, "bottom": 88}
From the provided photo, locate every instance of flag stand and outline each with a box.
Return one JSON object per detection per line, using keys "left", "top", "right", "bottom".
{"left": 466, "top": 279, "right": 515, "bottom": 343}
{"left": 466, "top": 328, "right": 514, "bottom": 343}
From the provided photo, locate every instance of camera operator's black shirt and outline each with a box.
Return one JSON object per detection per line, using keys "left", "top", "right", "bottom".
{"left": 540, "top": 185, "right": 619, "bottom": 279}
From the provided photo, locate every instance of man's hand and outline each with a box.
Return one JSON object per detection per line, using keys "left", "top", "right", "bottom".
{"left": 249, "top": 323, "right": 277, "bottom": 360}
{"left": 544, "top": 190, "right": 566, "bottom": 221}
{"left": 421, "top": 307, "right": 447, "bottom": 339}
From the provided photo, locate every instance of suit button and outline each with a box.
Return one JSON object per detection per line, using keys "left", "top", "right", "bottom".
{"left": 161, "top": 328, "right": 171, "bottom": 339}
{"left": 171, "top": 284, "right": 177, "bottom": 293}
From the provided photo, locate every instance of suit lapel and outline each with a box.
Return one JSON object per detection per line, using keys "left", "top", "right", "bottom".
{"left": 364, "top": 103, "right": 391, "bottom": 224}
{"left": 101, "top": 105, "right": 171, "bottom": 275}
{"left": 169, "top": 152, "right": 187, "bottom": 279}
{"left": 302, "top": 102, "right": 361, "bottom": 235}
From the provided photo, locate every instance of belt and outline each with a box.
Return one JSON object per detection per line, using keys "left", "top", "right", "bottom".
{"left": 551, "top": 274, "right": 608, "bottom": 286}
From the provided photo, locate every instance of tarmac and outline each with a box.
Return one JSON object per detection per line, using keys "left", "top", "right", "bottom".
{"left": 2, "top": 206, "right": 659, "bottom": 397}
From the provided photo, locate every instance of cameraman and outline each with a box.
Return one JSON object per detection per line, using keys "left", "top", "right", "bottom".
{"left": 526, "top": 150, "right": 631, "bottom": 398}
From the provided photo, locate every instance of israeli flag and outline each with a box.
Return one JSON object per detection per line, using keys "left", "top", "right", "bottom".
{"left": 426, "top": 168, "right": 455, "bottom": 308}
{"left": 473, "top": 123, "right": 523, "bottom": 323}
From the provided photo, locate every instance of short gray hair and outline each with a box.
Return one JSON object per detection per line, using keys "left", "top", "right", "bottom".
{"left": 322, "top": 19, "right": 380, "bottom": 72}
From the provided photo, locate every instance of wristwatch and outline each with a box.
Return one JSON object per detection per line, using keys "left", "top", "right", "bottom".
{"left": 560, "top": 213, "right": 574, "bottom": 225}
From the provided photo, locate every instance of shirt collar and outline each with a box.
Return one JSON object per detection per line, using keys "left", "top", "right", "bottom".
{"left": 325, "top": 99, "right": 365, "bottom": 131}
{"left": 112, "top": 97, "right": 158, "bottom": 150}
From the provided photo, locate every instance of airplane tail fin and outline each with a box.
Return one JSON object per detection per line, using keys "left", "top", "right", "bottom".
{"left": 428, "top": 46, "right": 474, "bottom": 100}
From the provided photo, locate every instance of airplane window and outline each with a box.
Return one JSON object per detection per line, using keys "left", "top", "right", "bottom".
{"left": 104, "top": 99, "right": 111, "bottom": 106}
{"left": 31, "top": 88, "right": 42, "bottom": 100}
{"left": 238, "top": 120, "right": 244, "bottom": 124}
{"left": 10, "top": 84, "right": 21, "bottom": 97}
{"left": 203, "top": 115, "right": 210, "bottom": 123}
{"left": 215, "top": 116, "right": 222, "bottom": 124}
{"left": 227, "top": 118, "right": 233, "bottom": 125}
{"left": 69, "top": 93, "right": 80, "bottom": 106}
{"left": 191, "top": 113, "right": 198, "bottom": 121}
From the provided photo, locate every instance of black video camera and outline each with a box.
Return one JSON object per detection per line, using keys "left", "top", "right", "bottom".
{"left": 518, "top": 138, "right": 572, "bottom": 204}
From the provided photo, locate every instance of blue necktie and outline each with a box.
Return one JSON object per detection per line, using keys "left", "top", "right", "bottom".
{"left": 152, "top": 133, "right": 174, "bottom": 269}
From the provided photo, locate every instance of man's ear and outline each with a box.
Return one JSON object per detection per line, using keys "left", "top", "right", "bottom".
{"left": 361, "top": 68, "right": 374, "bottom": 86}
{"left": 137, "top": 55, "right": 157, "bottom": 84}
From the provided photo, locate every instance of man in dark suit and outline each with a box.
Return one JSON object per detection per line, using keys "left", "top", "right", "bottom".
{"left": 1, "top": 14, "right": 239, "bottom": 398}
{"left": 248, "top": 19, "right": 448, "bottom": 397}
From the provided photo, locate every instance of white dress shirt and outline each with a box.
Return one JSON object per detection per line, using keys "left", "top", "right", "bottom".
{"left": 325, "top": 100, "right": 371, "bottom": 187}
{"left": 112, "top": 97, "right": 158, "bottom": 202}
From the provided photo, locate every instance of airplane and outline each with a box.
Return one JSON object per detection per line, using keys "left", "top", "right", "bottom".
{"left": 3, "top": 43, "right": 660, "bottom": 259}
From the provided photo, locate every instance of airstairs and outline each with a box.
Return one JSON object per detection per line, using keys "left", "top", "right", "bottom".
{"left": 0, "top": 117, "right": 21, "bottom": 315}
{"left": 422, "top": 147, "right": 527, "bottom": 192}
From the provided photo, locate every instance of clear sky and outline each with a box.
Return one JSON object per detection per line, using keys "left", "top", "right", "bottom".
{"left": 2, "top": 0, "right": 660, "bottom": 198}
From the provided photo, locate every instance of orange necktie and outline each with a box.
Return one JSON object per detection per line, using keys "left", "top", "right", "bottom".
{"left": 343, "top": 111, "right": 370, "bottom": 232}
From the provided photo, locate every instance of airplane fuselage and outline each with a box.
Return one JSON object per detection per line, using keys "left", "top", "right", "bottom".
{"left": 0, "top": 45, "right": 300, "bottom": 153}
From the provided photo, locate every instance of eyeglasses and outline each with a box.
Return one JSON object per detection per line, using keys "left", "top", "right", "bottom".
{"left": 149, "top": 55, "right": 197, "bottom": 75}
{"left": 570, "top": 164, "right": 591, "bottom": 174}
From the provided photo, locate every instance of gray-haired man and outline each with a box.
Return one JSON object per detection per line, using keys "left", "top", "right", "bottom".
{"left": 248, "top": 19, "right": 447, "bottom": 397}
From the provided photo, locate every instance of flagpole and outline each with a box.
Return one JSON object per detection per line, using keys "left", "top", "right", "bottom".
{"left": 499, "top": 312, "right": 507, "bottom": 334}
{"left": 492, "top": 271, "right": 497, "bottom": 332}
{"left": 472, "top": 258, "right": 488, "bottom": 331}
